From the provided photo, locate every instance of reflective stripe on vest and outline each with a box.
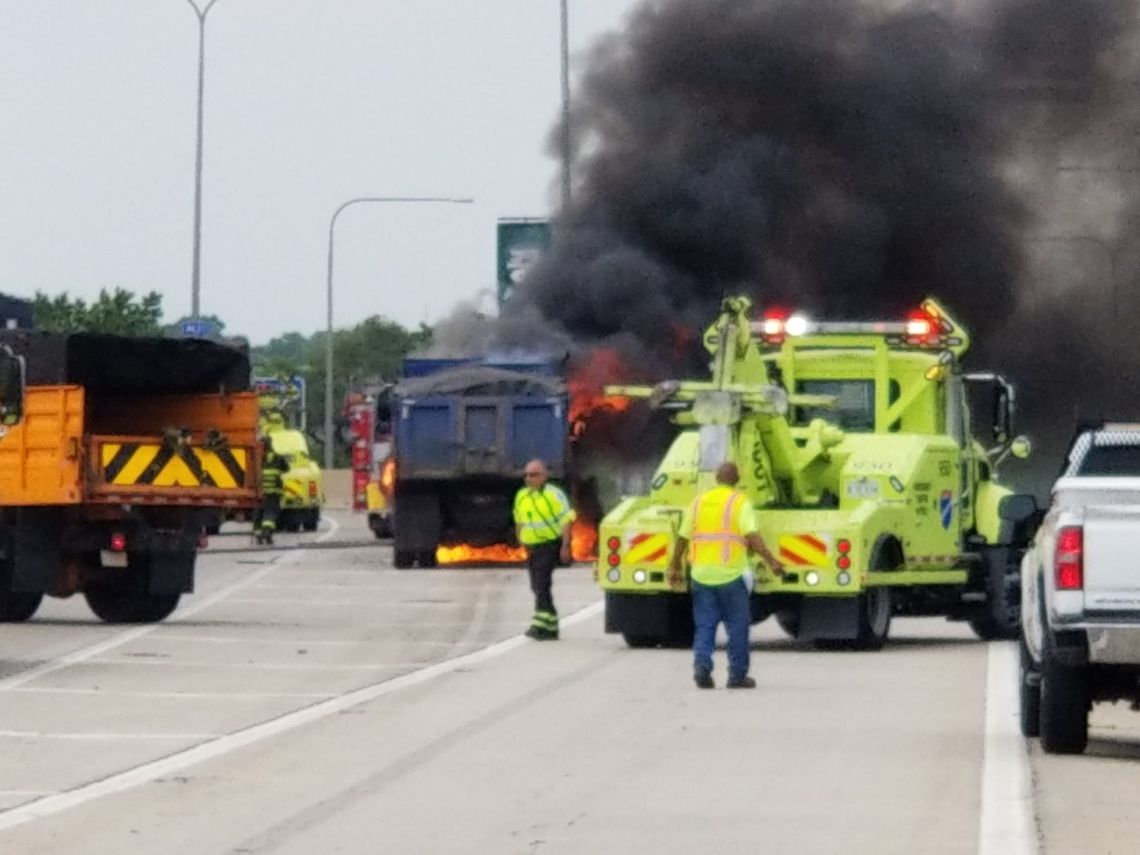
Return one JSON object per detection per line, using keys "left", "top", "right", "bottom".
{"left": 688, "top": 489, "right": 748, "bottom": 567}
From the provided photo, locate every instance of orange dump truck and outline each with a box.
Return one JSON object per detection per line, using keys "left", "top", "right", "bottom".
{"left": 0, "top": 332, "right": 260, "bottom": 624}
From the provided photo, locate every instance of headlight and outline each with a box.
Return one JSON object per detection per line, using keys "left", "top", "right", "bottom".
{"left": 633, "top": 570, "right": 648, "bottom": 584}
{"left": 837, "top": 571, "right": 851, "bottom": 586}
{"left": 805, "top": 570, "right": 821, "bottom": 587}
{"left": 607, "top": 568, "right": 620, "bottom": 583}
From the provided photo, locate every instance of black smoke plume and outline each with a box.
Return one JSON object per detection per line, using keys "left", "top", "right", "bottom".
{"left": 479, "top": 0, "right": 1140, "bottom": 495}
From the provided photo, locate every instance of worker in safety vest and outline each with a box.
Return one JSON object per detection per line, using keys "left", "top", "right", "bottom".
{"left": 255, "top": 438, "right": 286, "bottom": 546}
{"left": 513, "top": 459, "right": 575, "bottom": 640}
{"left": 669, "top": 462, "right": 784, "bottom": 689}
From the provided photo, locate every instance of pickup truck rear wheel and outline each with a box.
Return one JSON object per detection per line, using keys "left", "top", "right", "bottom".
{"left": 1039, "top": 647, "right": 1089, "bottom": 754}
{"left": 1019, "top": 635, "right": 1041, "bottom": 738}
{"left": 0, "top": 592, "right": 43, "bottom": 622}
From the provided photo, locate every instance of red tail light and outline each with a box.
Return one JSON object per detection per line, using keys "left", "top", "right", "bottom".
{"left": 1054, "top": 526, "right": 1083, "bottom": 590}
{"left": 109, "top": 532, "right": 127, "bottom": 553}
{"left": 606, "top": 536, "right": 621, "bottom": 551}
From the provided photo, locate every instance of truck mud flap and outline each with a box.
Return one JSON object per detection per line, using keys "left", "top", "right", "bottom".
{"left": 798, "top": 597, "right": 860, "bottom": 640}
{"left": 9, "top": 508, "right": 63, "bottom": 593}
{"left": 605, "top": 592, "right": 689, "bottom": 636}
{"left": 147, "top": 549, "right": 196, "bottom": 595}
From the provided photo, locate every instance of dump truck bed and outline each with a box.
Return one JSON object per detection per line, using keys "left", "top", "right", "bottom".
{"left": 0, "top": 332, "right": 259, "bottom": 508}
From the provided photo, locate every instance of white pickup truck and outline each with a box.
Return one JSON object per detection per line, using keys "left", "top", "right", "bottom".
{"left": 1020, "top": 423, "right": 1140, "bottom": 754}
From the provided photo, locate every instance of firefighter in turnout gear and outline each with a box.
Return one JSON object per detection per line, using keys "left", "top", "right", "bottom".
{"left": 255, "top": 438, "right": 286, "bottom": 545}
{"left": 669, "top": 462, "right": 784, "bottom": 689}
{"left": 514, "top": 459, "right": 575, "bottom": 640}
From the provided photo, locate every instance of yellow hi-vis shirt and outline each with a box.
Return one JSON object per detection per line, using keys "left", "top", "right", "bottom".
{"left": 513, "top": 483, "right": 576, "bottom": 546}
{"left": 678, "top": 486, "right": 758, "bottom": 586}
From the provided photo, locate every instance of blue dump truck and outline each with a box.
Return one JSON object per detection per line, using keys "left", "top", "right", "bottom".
{"left": 391, "top": 358, "right": 568, "bottom": 569}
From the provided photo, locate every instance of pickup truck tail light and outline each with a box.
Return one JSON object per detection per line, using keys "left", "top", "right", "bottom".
{"left": 1054, "top": 526, "right": 1083, "bottom": 590}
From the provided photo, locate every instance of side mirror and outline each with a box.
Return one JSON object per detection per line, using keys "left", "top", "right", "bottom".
{"left": 0, "top": 353, "right": 25, "bottom": 427}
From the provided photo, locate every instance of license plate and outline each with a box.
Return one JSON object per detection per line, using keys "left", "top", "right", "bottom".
{"left": 100, "top": 550, "right": 129, "bottom": 568}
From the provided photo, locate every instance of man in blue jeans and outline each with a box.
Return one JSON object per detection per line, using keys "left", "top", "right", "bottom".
{"left": 668, "top": 462, "right": 784, "bottom": 689}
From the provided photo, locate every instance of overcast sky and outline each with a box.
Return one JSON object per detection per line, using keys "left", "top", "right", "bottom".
{"left": 0, "top": 0, "right": 640, "bottom": 344}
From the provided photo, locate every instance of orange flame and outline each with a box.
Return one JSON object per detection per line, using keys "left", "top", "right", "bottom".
{"left": 571, "top": 518, "right": 598, "bottom": 562}
{"left": 436, "top": 518, "right": 598, "bottom": 566}
{"left": 437, "top": 543, "right": 527, "bottom": 565}
{"left": 568, "top": 347, "right": 632, "bottom": 439}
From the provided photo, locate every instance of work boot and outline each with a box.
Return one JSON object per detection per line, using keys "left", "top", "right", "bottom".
{"left": 726, "top": 676, "right": 756, "bottom": 689}
{"left": 524, "top": 626, "right": 543, "bottom": 640}
{"left": 694, "top": 671, "right": 715, "bottom": 689}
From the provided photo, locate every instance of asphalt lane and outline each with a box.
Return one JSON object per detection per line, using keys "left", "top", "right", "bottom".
{"left": 0, "top": 511, "right": 1135, "bottom": 853}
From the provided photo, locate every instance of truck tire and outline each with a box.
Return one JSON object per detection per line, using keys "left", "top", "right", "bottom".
{"left": 1019, "top": 635, "right": 1041, "bottom": 738}
{"left": 852, "top": 587, "right": 892, "bottom": 650}
{"left": 623, "top": 633, "right": 659, "bottom": 648}
{"left": 417, "top": 551, "right": 438, "bottom": 569}
{"left": 393, "top": 550, "right": 415, "bottom": 569}
{"left": 85, "top": 569, "right": 181, "bottom": 624}
{"left": 1039, "top": 646, "right": 1089, "bottom": 754}
{"left": 775, "top": 609, "right": 800, "bottom": 639}
{"left": 0, "top": 592, "right": 43, "bottom": 623}
{"left": 302, "top": 510, "right": 320, "bottom": 532}
{"left": 968, "top": 547, "right": 1020, "bottom": 641}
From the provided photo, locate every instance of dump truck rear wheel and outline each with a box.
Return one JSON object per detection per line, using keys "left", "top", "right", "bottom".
{"left": 85, "top": 571, "right": 181, "bottom": 623}
{"left": 0, "top": 592, "right": 43, "bottom": 622}
{"left": 623, "top": 633, "right": 660, "bottom": 648}
{"left": 417, "top": 551, "right": 438, "bottom": 569}
{"left": 393, "top": 550, "right": 415, "bottom": 569}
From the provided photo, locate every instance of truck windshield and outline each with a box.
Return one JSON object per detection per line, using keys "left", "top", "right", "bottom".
{"left": 795, "top": 380, "right": 875, "bottom": 431}
{"left": 1078, "top": 444, "right": 1140, "bottom": 476}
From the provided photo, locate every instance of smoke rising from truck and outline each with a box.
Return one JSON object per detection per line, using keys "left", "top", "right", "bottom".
{"left": 463, "top": 0, "right": 1140, "bottom": 494}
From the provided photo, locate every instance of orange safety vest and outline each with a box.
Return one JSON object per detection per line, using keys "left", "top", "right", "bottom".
{"left": 688, "top": 487, "right": 749, "bottom": 573}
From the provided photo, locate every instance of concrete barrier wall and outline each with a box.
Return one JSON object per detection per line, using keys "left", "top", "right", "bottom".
{"left": 323, "top": 468, "right": 354, "bottom": 510}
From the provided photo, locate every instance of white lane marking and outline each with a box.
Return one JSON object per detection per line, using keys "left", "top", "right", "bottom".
{"left": 0, "top": 730, "right": 220, "bottom": 741}
{"left": 0, "top": 791, "right": 58, "bottom": 798}
{"left": 145, "top": 634, "right": 484, "bottom": 649}
{"left": 88, "top": 660, "right": 431, "bottom": 671}
{"left": 978, "top": 641, "right": 1038, "bottom": 855}
{"left": 215, "top": 597, "right": 535, "bottom": 607}
{"left": 0, "top": 598, "right": 604, "bottom": 831}
{"left": 0, "top": 517, "right": 341, "bottom": 696}
{"left": 142, "top": 634, "right": 363, "bottom": 646}
{"left": 13, "top": 688, "right": 335, "bottom": 700}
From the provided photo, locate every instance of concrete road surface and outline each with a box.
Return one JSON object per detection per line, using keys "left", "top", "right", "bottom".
{"left": 0, "top": 511, "right": 1135, "bottom": 854}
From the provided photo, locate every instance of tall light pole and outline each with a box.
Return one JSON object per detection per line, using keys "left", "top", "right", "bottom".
{"left": 324, "top": 197, "right": 474, "bottom": 470}
{"left": 183, "top": 0, "right": 224, "bottom": 321}
{"left": 559, "top": 0, "right": 571, "bottom": 210}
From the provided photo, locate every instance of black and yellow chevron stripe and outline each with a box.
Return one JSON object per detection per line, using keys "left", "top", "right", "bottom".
{"left": 100, "top": 443, "right": 249, "bottom": 489}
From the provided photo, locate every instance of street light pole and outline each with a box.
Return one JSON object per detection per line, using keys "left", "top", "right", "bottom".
{"left": 559, "top": 0, "right": 571, "bottom": 210}
{"left": 183, "top": 0, "right": 223, "bottom": 321}
{"left": 324, "top": 197, "right": 474, "bottom": 470}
